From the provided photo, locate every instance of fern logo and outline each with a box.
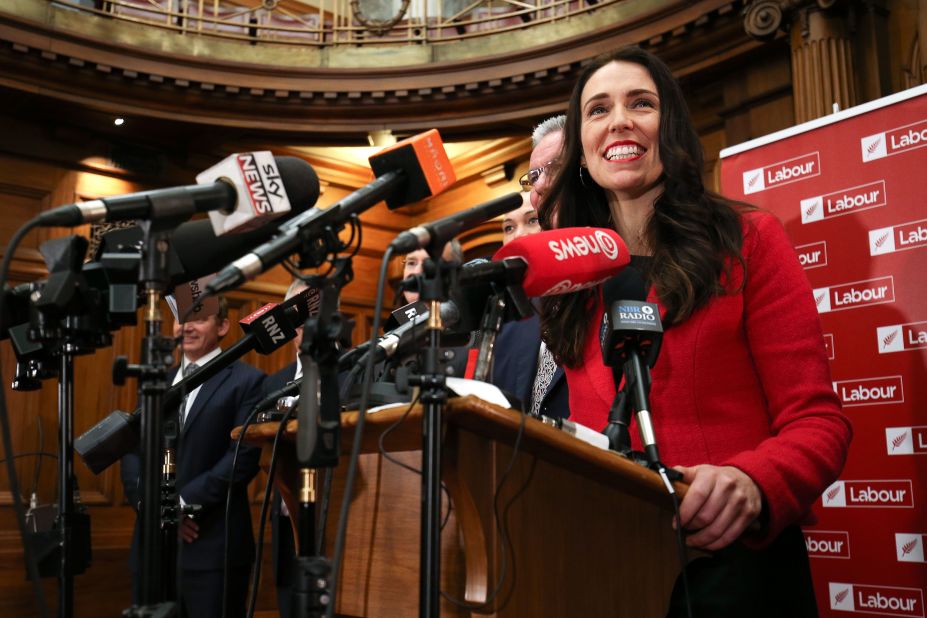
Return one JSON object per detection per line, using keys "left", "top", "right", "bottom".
{"left": 896, "top": 533, "right": 926, "bottom": 563}
{"left": 862, "top": 132, "right": 887, "bottom": 161}
{"left": 891, "top": 432, "right": 909, "bottom": 451}
{"left": 882, "top": 330, "right": 899, "bottom": 349}
{"left": 822, "top": 481, "right": 847, "bottom": 507}
{"left": 886, "top": 426, "right": 925, "bottom": 455}
{"left": 870, "top": 226, "right": 897, "bottom": 256}
{"left": 800, "top": 196, "right": 824, "bottom": 224}
{"left": 742, "top": 167, "right": 765, "bottom": 194}
{"left": 813, "top": 287, "right": 831, "bottom": 313}
{"left": 877, "top": 323, "right": 925, "bottom": 354}
{"left": 829, "top": 583, "right": 855, "bottom": 610}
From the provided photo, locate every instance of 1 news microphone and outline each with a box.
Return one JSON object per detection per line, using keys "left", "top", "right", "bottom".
{"left": 38, "top": 155, "right": 319, "bottom": 229}
{"left": 492, "top": 227, "right": 631, "bottom": 296}
{"left": 389, "top": 192, "right": 522, "bottom": 255}
{"left": 207, "top": 130, "right": 457, "bottom": 295}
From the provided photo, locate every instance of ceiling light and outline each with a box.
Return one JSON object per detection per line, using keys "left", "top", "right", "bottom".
{"left": 114, "top": 118, "right": 125, "bottom": 126}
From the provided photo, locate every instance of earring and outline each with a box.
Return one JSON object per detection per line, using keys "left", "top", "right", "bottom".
{"left": 579, "top": 165, "right": 587, "bottom": 187}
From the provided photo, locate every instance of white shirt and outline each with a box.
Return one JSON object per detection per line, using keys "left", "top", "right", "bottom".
{"left": 172, "top": 347, "right": 223, "bottom": 424}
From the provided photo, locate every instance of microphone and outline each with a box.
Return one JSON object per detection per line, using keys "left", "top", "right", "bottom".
{"left": 389, "top": 192, "right": 522, "bottom": 255}
{"left": 206, "top": 130, "right": 457, "bottom": 295}
{"left": 384, "top": 300, "right": 428, "bottom": 330}
{"left": 599, "top": 268, "right": 664, "bottom": 465}
{"left": 198, "top": 152, "right": 302, "bottom": 235}
{"left": 78, "top": 159, "right": 320, "bottom": 288}
{"left": 337, "top": 301, "right": 461, "bottom": 369}
{"left": 238, "top": 302, "right": 298, "bottom": 354}
{"left": 492, "top": 227, "right": 630, "bottom": 296}
{"left": 38, "top": 155, "right": 319, "bottom": 229}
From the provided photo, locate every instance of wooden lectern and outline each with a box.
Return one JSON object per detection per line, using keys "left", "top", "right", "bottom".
{"left": 239, "top": 396, "right": 689, "bottom": 617}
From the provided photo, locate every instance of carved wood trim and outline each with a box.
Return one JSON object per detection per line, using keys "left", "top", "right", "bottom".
{"left": 0, "top": 1, "right": 752, "bottom": 138}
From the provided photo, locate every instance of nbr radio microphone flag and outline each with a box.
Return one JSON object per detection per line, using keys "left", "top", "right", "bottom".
{"left": 493, "top": 227, "right": 630, "bottom": 296}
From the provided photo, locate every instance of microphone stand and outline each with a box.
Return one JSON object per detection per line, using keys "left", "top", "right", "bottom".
{"left": 604, "top": 336, "right": 679, "bottom": 481}
{"left": 23, "top": 236, "right": 100, "bottom": 618}
{"left": 292, "top": 258, "right": 351, "bottom": 617}
{"left": 121, "top": 219, "right": 186, "bottom": 618}
{"left": 409, "top": 254, "right": 454, "bottom": 618}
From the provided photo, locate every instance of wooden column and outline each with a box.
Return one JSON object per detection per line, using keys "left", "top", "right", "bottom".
{"left": 744, "top": 0, "right": 859, "bottom": 123}
{"left": 790, "top": 4, "right": 857, "bottom": 122}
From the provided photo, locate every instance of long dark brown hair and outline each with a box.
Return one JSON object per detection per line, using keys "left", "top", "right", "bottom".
{"left": 539, "top": 46, "right": 749, "bottom": 367}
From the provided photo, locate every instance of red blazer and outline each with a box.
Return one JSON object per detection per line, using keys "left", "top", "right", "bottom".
{"left": 565, "top": 211, "right": 852, "bottom": 544}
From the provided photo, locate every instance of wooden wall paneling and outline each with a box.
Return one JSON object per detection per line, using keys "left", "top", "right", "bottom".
{"left": 718, "top": 47, "right": 794, "bottom": 147}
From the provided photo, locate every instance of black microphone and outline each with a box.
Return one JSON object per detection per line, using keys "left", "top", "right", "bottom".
{"left": 389, "top": 192, "right": 522, "bottom": 255}
{"left": 37, "top": 155, "right": 319, "bottom": 228}
{"left": 337, "top": 301, "right": 461, "bottom": 370}
{"left": 385, "top": 301, "right": 428, "bottom": 330}
{"left": 206, "top": 131, "right": 456, "bottom": 295}
{"left": 599, "top": 264, "right": 664, "bottom": 465}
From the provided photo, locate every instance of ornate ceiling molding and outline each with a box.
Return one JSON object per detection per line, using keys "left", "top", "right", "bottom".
{"left": 0, "top": 1, "right": 760, "bottom": 139}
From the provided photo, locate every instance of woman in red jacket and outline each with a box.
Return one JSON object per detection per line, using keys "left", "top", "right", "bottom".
{"left": 537, "top": 46, "right": 852, "bottom": 616}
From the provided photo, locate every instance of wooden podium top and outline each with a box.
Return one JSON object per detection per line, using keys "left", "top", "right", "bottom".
{"left": 236, "top": 394, "right": 687, "bottom": 510}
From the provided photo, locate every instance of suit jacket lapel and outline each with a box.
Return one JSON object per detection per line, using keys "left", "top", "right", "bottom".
{"left": 182, "top": 364, "right": 233, "bottom": 436}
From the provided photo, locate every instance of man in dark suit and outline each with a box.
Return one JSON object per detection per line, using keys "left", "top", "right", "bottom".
{"left": 122, "top": 296, "right": 265, "bottom": 618}
{"left": 492, "top": 116, "right": 569, "bottom": 419}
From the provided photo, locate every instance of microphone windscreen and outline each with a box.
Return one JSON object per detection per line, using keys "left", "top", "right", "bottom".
{"left": 493, "top": 227, "right": 630, "bottom": 296}
{"left": 368, "top": 130, "right": 456, "bottom": 210}
{"left": 601, "top": 259, "right": 649, "bottom": 304}
{"left": 275, "top": 156, "right": 323, "bottom": 211}
{"left": 168, "top": 158, "right": 319, "bottom": 285}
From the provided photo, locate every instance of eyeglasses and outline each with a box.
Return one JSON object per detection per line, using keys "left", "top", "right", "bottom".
{"left": 518, "top": 160, "right": 560, "bottom": 190}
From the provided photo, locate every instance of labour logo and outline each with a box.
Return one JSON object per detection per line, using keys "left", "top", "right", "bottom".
{"left": 886, "top": 426, "right": 927, "bottom": 455}
{"left": 896, "top": 534, "right": 926, "bottom": 563}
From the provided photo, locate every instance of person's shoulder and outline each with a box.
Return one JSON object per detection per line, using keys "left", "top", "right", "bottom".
{"left": 269, "top": 361, "right": 296, "bottom": 381}
{"left": 739, "top": 208, "right": 790, "bottom": 251}
{"left": 229, "top": 359, "right": 265, "bottom": 381}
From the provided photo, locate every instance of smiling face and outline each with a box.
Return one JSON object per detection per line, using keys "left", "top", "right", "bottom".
{"left": 173, "top": 315, "right": 229, "bottom": 363}
{"left": 579, "top": 60, "right": 663, "bottom": 203}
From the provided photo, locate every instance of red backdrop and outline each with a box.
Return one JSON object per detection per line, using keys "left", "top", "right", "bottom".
{"left": 720, "top": 84, "right": 927, "bottom": 617}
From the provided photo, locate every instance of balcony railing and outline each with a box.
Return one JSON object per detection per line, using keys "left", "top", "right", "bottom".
{"left": 53, "top": 0, "right": 616, "bottom": 46}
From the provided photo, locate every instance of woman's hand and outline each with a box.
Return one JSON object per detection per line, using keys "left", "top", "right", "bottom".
{"left": 673, "top": 464, "right": 763, "bottom": 551}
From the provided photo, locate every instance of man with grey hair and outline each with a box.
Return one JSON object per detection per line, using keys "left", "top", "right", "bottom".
{"left": 493, "top": 115, "right": 569, "bottom": 420}
{"left": 521, "top": 114, "right": 566, "bottom": 210}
